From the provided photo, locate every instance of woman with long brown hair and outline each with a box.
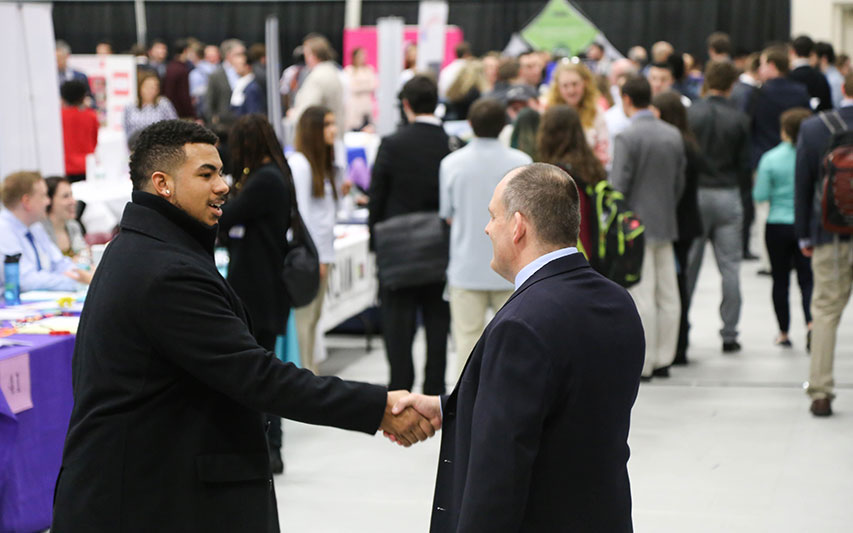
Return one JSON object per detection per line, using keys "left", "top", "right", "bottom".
{"left": 287, "top": 106, "right": 349, "bottom": 376}
{"left": 218, "top": 113, "right": 293, "bottom": 473}
{"left": 536, "top": 104, "right": 606, "bottom": 257}
{"left": 652, "top": 90, "right": 703, "bottom": 366}
{"left": 545, "top": 60, "right": 610, "bottom": 165}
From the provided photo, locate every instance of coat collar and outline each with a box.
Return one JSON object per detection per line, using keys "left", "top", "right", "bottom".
{"left": 121, "top": 191, "right": 218, "bottom": 257}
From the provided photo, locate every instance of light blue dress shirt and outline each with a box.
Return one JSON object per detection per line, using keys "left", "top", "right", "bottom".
{"left": 439, "top": 138, "right": 532, "bottom": 291}
{"left": 514, "top": 247, "right": 579, "bottom": 290}
{"left": 0, "top": 209, "right": 79, "bottom": 291}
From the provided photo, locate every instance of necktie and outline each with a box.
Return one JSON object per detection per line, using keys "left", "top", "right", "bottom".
{"left": 25, "top": 231, "right": 43, "bottom": 271}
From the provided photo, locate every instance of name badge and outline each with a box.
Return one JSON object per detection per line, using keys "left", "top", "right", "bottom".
{"left": 228, "top": 225, "right": 246, "bottom": 239}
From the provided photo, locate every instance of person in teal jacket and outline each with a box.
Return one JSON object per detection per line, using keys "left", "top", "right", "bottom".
{"left": 753, "top": 107, "right": 814, "bottom": 348}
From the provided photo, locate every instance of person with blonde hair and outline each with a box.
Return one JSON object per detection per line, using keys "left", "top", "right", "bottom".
{"left": 444, "top": 59, "right": 487, "bottom": 120}
{"left": 546, "top": 60, "right": 610, "bottom": 165}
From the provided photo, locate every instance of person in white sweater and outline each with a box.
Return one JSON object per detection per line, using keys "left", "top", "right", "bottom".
{"left": 287, "top": 106, "right": 351, "bottom": 372}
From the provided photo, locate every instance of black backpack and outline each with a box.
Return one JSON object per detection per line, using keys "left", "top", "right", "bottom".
{"left": 818, "top": 111, "right": 853, "bottom": 234}
{"left": 583, "top": 180, "right": 645, "bottom": 288}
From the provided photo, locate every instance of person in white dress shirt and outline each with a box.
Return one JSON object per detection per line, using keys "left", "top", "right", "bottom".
{"left": 0, "top": 171, "right": 92, "bottom": 291}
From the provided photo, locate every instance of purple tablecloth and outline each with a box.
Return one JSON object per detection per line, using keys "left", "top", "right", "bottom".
{"left": 0, "top": 334, "right": 74, "bottom": 533}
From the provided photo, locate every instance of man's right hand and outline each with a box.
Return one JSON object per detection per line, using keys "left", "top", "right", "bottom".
{"left": 383, "top": 393, "right": 442, "bottom": 445}
{"left": 800, "top": 246, "right": 814, "bottom": 258}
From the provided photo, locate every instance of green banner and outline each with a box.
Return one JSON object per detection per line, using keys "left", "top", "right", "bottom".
{"left": 520, "top": 0, "right": 599, "bottom": 54}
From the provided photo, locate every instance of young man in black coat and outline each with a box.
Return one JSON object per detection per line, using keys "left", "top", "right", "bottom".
{"left": 368, "top": 75, "right": 452, "bottom": 395}
{"left": 51, "top": 120, "right": 434, "bottom": 532}
{"left": 388, "top": 164, "right": 645, "bottom": 532}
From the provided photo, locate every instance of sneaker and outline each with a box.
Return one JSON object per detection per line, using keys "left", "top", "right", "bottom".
{"left": 722, "top": 341, "right": 741, "bottom": 353}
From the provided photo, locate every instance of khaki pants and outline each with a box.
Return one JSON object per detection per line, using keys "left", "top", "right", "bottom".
{"left": 808, "top": 241, "right": 853, "bottom": 400}
{"left": 448, "top": 286, "right": 513, "bottom": 375}
{"left": 629, "top": 240, "right": 681, "bottom": 377}
{"left": 294, "top": 274, "right": 329, "bottom": 374}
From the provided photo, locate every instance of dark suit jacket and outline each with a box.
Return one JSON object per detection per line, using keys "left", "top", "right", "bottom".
{"left": 749, "top": 77, "right": 810, "bottom": 168}
{"left": 219, "top": 163, "right": 291, "bottom": 334}
{"left": 52, "top": 192, "right": 386, "bottom": 533}
{"left": 789, "top": 65, "right": 833, "bottom": 112}
{"left": 687, "top": 95, "right": 751, "bottom": 190}
{"left": 368, "top": 120, "right": 451, "bottom": 242}
{"left": 794, "top": 107, "right": 853, "bottom": 246}
{"left": 431, "top": 253, "right": 644, "bottom": 532}
{"left": 204, "top": 66, "right": 236, "bottom": 137}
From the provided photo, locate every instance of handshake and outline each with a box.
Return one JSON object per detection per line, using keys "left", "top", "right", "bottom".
{"left": 378, "top": 390, "right": 443, "bottom": 447}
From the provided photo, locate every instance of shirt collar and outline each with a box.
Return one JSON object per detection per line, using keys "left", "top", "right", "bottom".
{"left": 514, "top": 246, "right": 579, "bottom": 290}
{"left": 842, "top": 98, "right": 853, "bottom": 108}
{"left": 630, "top": 109, "right": 655, "bottom": 122}
{"left": 791, "top": 58, "right": 811, "bottom": 69}
{"left": 414, "top": 115, "right": 442, "bottom": 126}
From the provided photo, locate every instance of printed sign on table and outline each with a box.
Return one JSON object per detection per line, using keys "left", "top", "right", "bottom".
{"left": 0, "top": 353, "right": 33, "bottom": 414}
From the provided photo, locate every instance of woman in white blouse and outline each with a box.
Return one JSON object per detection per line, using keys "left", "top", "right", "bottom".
{"left": 287, "top": 106, "right": 351, "bottom": 373}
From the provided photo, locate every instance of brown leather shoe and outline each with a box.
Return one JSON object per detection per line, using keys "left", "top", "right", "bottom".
{"left": 810, "top": 398, "right": 833, "bottom": 417}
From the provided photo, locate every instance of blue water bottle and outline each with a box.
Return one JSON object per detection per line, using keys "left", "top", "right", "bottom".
{"left": 4, "top": 254, "right": 21, "bottom": 306}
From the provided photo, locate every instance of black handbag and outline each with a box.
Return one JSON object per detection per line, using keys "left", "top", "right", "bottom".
{"left": 282, "top": 185, "right": 321, "bottom": 308}
{"left": 373, "top": 211, "right": 449, "bottom": 290}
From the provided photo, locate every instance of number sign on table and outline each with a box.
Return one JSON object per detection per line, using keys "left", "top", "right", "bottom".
{"left": 0, "top": 353, "right": 33, "bottom": 414}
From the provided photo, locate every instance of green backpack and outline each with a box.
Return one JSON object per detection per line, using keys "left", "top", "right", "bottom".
{"left": 580, "top": 181, "right": 645, "bottom": 288}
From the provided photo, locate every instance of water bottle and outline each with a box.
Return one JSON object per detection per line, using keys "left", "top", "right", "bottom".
{"left": 4, "top": 254, "right": 21, "bottom": 306}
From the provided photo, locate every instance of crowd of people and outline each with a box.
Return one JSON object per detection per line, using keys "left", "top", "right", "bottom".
{"left": 4, "top": 28, "right": 851, "bottom": 473}
{"left": 0, "top": 21, "right": 851, "bottom": 532}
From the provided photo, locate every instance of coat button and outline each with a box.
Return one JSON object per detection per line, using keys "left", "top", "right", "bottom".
{"left": 436, "top": 506, "right": 446, "bottom": 512}
{"left": 442, "top": 459, "right": 452, "bottom": 464}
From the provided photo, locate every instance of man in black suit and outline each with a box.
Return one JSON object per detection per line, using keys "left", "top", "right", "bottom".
{"left": 51, "top": 120, "right": 434, "bottom": 532}
{"left": 794, "top": 74, "right": 853, "bottom": 417}
{"left": 789, "top": 35, "right": 833, "bottom": 112}
{"left": 747, "top": 45, "right": 811, "bottom": 259}
{"left": 389, "top": 163, "right": 645, "bottom": 531}
{"left": 368, "top": 75, "right": 452, "bottom": 395}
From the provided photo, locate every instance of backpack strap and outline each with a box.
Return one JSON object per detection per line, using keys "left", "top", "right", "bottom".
{"left": 819, "top": 110, "right": 847, "bottom": 135}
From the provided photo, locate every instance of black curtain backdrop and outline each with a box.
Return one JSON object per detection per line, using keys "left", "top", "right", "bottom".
{"left": 53, "top": 0, "right": 790, "bottom": 66}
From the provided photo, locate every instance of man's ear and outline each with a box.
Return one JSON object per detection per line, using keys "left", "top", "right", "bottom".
{"left": 512, "top": 211, "right": 527, "bottom": 244}
{"left": 151, "top": 171, "right": 174, "bottom": 198}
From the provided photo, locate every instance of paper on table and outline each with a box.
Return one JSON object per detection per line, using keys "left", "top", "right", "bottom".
{"left": 0, "top": 308, "right": 41, "bottom": 321}
{"left": 16, "top": 316, "right": 79, "bottom": 335}
{"left": 20, "top": 290, "right": 86, "bottom": 303}
{"left": 0, "top": 353, "right": 33, "bottom": 414}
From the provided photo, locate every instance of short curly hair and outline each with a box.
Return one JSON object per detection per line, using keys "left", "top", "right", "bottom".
{"left": 129, "top": 120, "right": 218, "bottom": 191}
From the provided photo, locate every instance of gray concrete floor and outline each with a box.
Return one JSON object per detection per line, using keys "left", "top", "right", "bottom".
{"left": 276, "top": 248, "right": 853, "bottom": 532}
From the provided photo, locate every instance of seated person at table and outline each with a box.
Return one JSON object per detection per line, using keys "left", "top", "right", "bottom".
{"left": 43, "top": 176, "right": 88, "bottom": 259}
{"left": 0, "top": 171, "right": 92, "bottom": 291}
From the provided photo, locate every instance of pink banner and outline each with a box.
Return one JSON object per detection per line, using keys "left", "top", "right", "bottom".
{"left": 0, "top": 353, "right": 33, "bottom": 415}
{"left": 342, "top": 26, "right": 464, "bottom": 70}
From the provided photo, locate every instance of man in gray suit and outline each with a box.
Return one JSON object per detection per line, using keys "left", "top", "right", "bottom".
{"left": 203, "top": 39, "right": 245, "bottom": 138}
{"left": 611, "top": 76, "right": 686, "bottom": 380}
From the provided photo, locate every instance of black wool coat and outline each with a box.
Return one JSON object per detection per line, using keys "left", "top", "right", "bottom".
{"left": 430, "top": 253, "right": 644, "bottom": 532}
{"left": 52, "top": 192, "right": 386, "bottom": 533}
